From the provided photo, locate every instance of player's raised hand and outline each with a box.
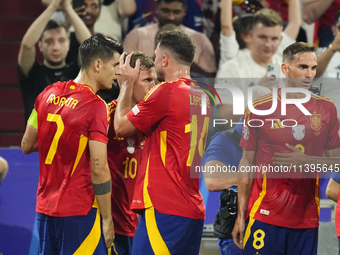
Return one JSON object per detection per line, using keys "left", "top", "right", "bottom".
{"left": 102, "top": 217, "right": 115, "bottom": 248}
{"left": 117, "top": 52, "right": 141, "bottom": 88}
{"left": 232, "top": 216, "right": 245, "bottom": 250}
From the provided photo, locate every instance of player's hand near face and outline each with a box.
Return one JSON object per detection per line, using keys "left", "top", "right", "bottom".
{"left": 117, "top": 52, "right": 140, "bottom": 89}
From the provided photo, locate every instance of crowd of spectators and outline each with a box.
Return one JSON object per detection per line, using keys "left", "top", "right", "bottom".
{"left": 13, "top": 0, "right": 340, "bottom": 252}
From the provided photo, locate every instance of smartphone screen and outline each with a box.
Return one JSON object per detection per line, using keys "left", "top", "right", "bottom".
{"left": 266, "top": 64, "right": 280, "bottom": 78}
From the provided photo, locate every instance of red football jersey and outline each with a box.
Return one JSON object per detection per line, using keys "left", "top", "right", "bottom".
{"left": 33, "top": 80, "right": 109, "bottom": 217}
{"left": 107, "top": 100, "right": 144, "bottom": 237}
{"left": 126, "top": 78, "right": 211, "bottom": 220}
{"left": 240, "top": 89, "right": 340, "bottom": 229}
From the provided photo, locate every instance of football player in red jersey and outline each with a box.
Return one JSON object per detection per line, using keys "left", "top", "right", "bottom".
{"left": 107, "top": 51, "right": 156, "bottom": 255}
{"left": 21, "top": 34, "right": 122, "bottom": 255}
{"left": 232, "top": 42, "right": 340, "bottom": 255}
{"left": 114, "top": 30, "right": 211, "bottom": 255}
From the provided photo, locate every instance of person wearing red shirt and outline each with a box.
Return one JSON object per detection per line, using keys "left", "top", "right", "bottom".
{"left": 232, "top": 42, "right": 340, "bottom": 254}
{"left": 114, "top": 30, "right": 211, "bottom": 255}
{"left": 107, "top": 51, "right": 156, "bottom": 255}
{"left": 21, "top": 34, "right": 122, "bottom": 255}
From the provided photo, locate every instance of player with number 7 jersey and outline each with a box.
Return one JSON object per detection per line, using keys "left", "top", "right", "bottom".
{"left": 32, "top": 80, "right": 110, "bottom": 216}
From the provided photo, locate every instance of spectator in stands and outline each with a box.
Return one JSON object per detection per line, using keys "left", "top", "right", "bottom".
{"left": 219, "top": 0, "right": 301, "bottom": 67}
{"left": 303, "top": 0, "right": 340, "bottom": 47}
{"left": 125, "top": 0, "right": 203, "bottom": 34}
{"left": 42, "top": 0, "right": 133, "bottom": 59}
{"left": 216, "top": 0, "right": 301, "bottom": 122}
{"left": 0, "top": 156, "right": 8, "bottom": 183}
{"left": 18, "top": 0, "right": 91, "bottom": 122}
{"left": 311, "top": 10, "right": 340, "bottom": 120}
{"left": 123, "top": 0, "right": 216, "bottom": 77}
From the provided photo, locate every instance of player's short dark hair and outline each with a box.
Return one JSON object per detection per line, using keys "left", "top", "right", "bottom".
{"left": 233, "top": 14, "right": 254, "bottom": 50}
{"left": 282, "top": 42, "right": 317, "bottom": 63}
{"left": 253, "top": 8, "right": 283, "bottom": 28}
{"left": 157, "top": 30, "right": 195, "bottom": 66}
{"left": 40, "top": 19, "right": 69, "bottom": 41}
{"left": 157, "top": 0, "right": 186, "bottom": 5}
{"left": 78, "top": 34, "right": 123, "bottom": 69}
{"left": 334, "top": 10, "right": 340, "bottom": 25}
{"left": 124, "top": 51, "right": 155, "bottom": 71}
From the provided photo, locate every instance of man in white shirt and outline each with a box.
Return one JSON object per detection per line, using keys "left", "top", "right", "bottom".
{"left": 216, "top": 4, "right": 301, "bottom": 121}
{"left": 313, "top": 10, "right": 340, "bottom": 121}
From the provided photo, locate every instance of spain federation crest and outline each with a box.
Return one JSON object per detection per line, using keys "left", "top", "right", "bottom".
{"left": 310, "top": 114, "right": 322, "bottom": 131}
{"left": 127, "top": 138, "right": 136, "bottom": 154}
{"left": 292, "top": 125, "right": 305, "bottom": 140}
{"left": 242, "top": 125, "right": 249, "bottom": 140}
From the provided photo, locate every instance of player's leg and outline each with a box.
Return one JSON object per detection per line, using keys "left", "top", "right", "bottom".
{"left": 218, "top": 238, "right": 242, "bottom": 255}
{"left": 59, "top": 207, "right": 108, "bottom": 255}
{"left": 37, "top": 213, "right": 59, "bottom": 255}
{"left": 151, "top": 206, "right": 204, "bottom": 255}
{"left": 286, "top": 227, "right": 318, "bottom": 255}
{"left": 111, "top": 234, "right": 133, "bottom": 255}
{"left": 243, "top": 218, "right": 286, "bottom": 255}
{"left": 131, "top": 211, "right": 154, "bottom": 255}
{"left": 132, "top": 206, "right": 204, "bottom": 255}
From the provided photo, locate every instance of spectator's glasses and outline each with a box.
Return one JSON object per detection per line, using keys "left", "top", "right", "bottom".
{"left": 337, "top": 25, "right": 340, "bottom": 30}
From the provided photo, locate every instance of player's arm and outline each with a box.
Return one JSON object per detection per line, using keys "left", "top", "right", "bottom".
{"left": 61, "top": 0, "right": 91, "bottom": 44}
{"left": 326, "top": 178, "right": 340, "bottom": 202}
{"left": 21, "top": 125, "right": 38, "bottom": 155}
{"left": 283, "top": 0, "right": 302, "bottom": 40}
{"left": 21, "top": 109, "right": 39, "bottom": 155}
{"left": 232, "top": 148, "right": 255, "bottom": 250}
{"left": 303, "top": 0, "right": 334, "bottom": 24}
{"left": 114, "top": 53, "right": 140, "bottom": 137}
{"left": 204, "top": 159, "right": 237, "bottom": 191}
{"left": 89, "top": 140, "right": 114, "bottom": 248}
{"left": 18, "top": 0, "right": 62, "bottom": 77}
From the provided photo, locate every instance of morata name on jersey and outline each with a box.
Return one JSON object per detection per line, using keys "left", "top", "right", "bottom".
{"left": 46, "top": 94, "right": 79, "bottom": 109}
